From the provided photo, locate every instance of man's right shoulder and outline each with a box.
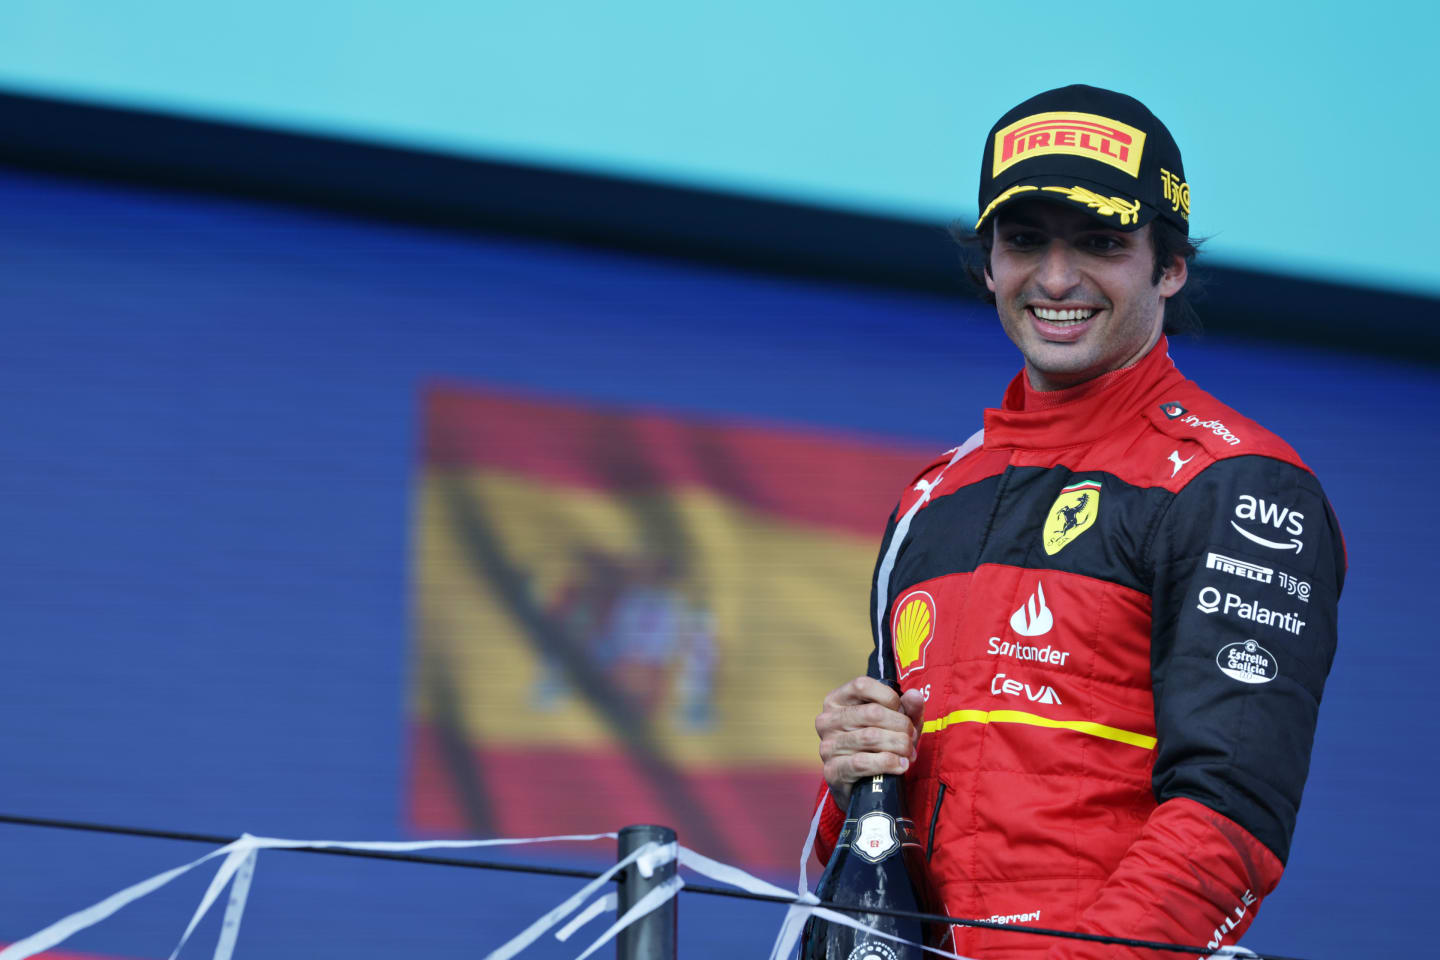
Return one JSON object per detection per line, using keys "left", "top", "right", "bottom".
{"left": 894, "top": 427, "right": 989, "bottom": 513}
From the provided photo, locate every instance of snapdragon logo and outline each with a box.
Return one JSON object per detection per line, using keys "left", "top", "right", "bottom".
{"left": 1181, "top": 414, "right": 1242, "bottom": 446}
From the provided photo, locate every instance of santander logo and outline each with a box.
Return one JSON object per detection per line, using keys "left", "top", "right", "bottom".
{"left": 1009, "top": 582, "right": 1054, "bottom": 638}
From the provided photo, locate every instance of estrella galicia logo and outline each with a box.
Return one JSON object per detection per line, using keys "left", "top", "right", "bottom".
{"left": 1216, "top": 639, "right": 1278, "bottom": 685}
{"left": 1159, "top": 401, "right": 1187, "bottom": 420}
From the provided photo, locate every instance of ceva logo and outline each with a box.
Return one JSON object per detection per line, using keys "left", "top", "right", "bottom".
{"left": 991, "top": 673, "right": 1062, "bottom": 705}
{"left": 1009, "top": 582, "right": 1054, "bottom": 637}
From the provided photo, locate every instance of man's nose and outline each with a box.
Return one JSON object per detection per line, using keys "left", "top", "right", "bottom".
{"left": 1035, "top": 241, "right": 1080, "bottom": 298}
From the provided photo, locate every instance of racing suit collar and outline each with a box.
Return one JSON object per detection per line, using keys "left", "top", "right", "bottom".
{"left": 983, "top": 336, "right": 1184, "bottom": 449}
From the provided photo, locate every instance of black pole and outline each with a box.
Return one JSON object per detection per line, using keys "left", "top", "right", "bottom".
{"left": 616, "top": 824, "right": 677, "bottom": 960}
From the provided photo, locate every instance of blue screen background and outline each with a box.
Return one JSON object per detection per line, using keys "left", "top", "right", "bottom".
{"left": 1, "top": 166, "right": 1436, "bottom": 957}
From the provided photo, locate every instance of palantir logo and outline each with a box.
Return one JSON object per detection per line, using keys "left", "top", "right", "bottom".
{"left": 1009, "top": 581, "right": 1054, "bottom": 637}
{"left": 1197, "top": 586, "right": 1222, "bottom": 613}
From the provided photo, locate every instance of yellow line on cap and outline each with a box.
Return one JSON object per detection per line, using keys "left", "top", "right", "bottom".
{"left": 921, "top": 708, "right": 1156, "bottom": 750}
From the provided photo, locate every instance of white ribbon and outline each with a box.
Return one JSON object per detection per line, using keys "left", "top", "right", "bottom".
{"left": 213, "top": 846, "right": 258, "bottom": 960}
{"left": 483, "top": 840, "right": 654, "bottom": 960}
{"left": 0, "top": 840, "right": 245, "bottom": 960}
{"left": 635, "top": 840, "right": 677, "bottom": 879}
{"left": 553, "top": 892, "right": 616, "bottom": 942}
{"left": 169, "top": 837, "right": 259, "bottom": 960}
{"left": 0, "top": 830, "right": 618, "bottom": 960}
{"left": 678, "top": 846, "right": 792, "bottom": 899}
{"left": 0, "top": 824, "right": 1240, "bottom": 960}
{"left": 768, "top": 793, "right": 827, "bottom": 960}
{"left": 572, "top": 875, "right": 683, "bottom": 960}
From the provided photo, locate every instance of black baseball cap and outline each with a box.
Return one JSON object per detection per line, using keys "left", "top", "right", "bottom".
{"left": 975, "top": 85, "right": 1189, "bottom": 235}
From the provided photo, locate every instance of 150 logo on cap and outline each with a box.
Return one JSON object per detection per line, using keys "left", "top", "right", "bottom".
{"left": 994, "top": 111, "right": 1147, "bottom": 179}
{"left": 1160, "top": 167, "right": 1190, "bottom": 219}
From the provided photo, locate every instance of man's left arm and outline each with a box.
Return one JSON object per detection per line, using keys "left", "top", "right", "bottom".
{"left": 1051, "top": 454, "right": 1345, "bottom": 958}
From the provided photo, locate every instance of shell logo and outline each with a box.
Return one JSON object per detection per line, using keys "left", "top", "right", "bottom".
{"left": 892, "top": 590, "right": 936, "bottom": 679}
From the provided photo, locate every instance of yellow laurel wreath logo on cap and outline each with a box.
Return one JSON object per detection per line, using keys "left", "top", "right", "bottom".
{"left": 1040, "top": 186, "right": 1141, "bottom": 226}
{"left": 975, "top": 184, "right": 1038, "bottom": 228}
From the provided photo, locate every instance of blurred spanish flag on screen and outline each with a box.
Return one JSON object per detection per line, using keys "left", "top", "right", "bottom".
{"left": 406, "top": 385, "right": 930, "bottom": 869}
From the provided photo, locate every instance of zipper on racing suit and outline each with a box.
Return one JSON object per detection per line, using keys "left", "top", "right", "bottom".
{"left": 926, "top": 781, "right": 947, "bottom": 861}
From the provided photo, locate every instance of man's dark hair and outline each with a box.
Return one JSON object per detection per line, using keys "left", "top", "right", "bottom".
{"left": 952, "top": 218, "right": 1205, "bottom": 335}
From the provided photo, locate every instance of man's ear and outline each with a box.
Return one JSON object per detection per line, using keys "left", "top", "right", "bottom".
{"left": 1158, "top": 254, "right": 1187, "bottom": 298}
{"left": 985, "top": 262, "right": 996, "bottom": 294}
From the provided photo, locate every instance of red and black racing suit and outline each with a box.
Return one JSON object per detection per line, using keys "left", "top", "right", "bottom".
{"left": 814, "top": 338, "right": 1345, "bottom": 959}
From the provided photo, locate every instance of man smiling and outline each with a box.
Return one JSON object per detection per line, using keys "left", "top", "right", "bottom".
{"left": 811, "top": 86, "right": 1346, "bottom": 958}
{"left": 987, "top": 199, "right": 1184, "bottom": 391}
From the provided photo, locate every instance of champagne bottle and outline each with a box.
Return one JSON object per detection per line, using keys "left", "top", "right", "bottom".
{"left": 800, "top": 684, "right": 945, "bottom": 960}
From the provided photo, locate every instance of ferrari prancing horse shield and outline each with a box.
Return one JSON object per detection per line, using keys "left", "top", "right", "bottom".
{"left": 1043, "top": 479, "right": 1102, "bottom": 555}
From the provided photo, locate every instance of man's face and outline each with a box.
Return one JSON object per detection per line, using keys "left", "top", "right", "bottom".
{"left": 986, "top": 199, "right": 1186, "bottom": 391}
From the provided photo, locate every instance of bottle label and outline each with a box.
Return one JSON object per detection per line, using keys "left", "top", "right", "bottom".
{"left": 837, "top": 815, "right": 919, "bottom": 859}
{"left": 850, "top": 811, "right": 900, "bottom": 863}
{"left": 845, "top": 942, "right": 900, "bottom": 960}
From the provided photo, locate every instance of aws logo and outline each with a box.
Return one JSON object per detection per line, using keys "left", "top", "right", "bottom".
{"left": 1231, "top": 494, "right": 1304, "bottom": 553}
{"left": 892, "top": 590, "right": 936, "bottom": 679}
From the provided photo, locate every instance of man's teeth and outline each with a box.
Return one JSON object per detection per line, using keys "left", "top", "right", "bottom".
{"left": 1033, "top": 307, "right": 1097, "bottom": 323}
